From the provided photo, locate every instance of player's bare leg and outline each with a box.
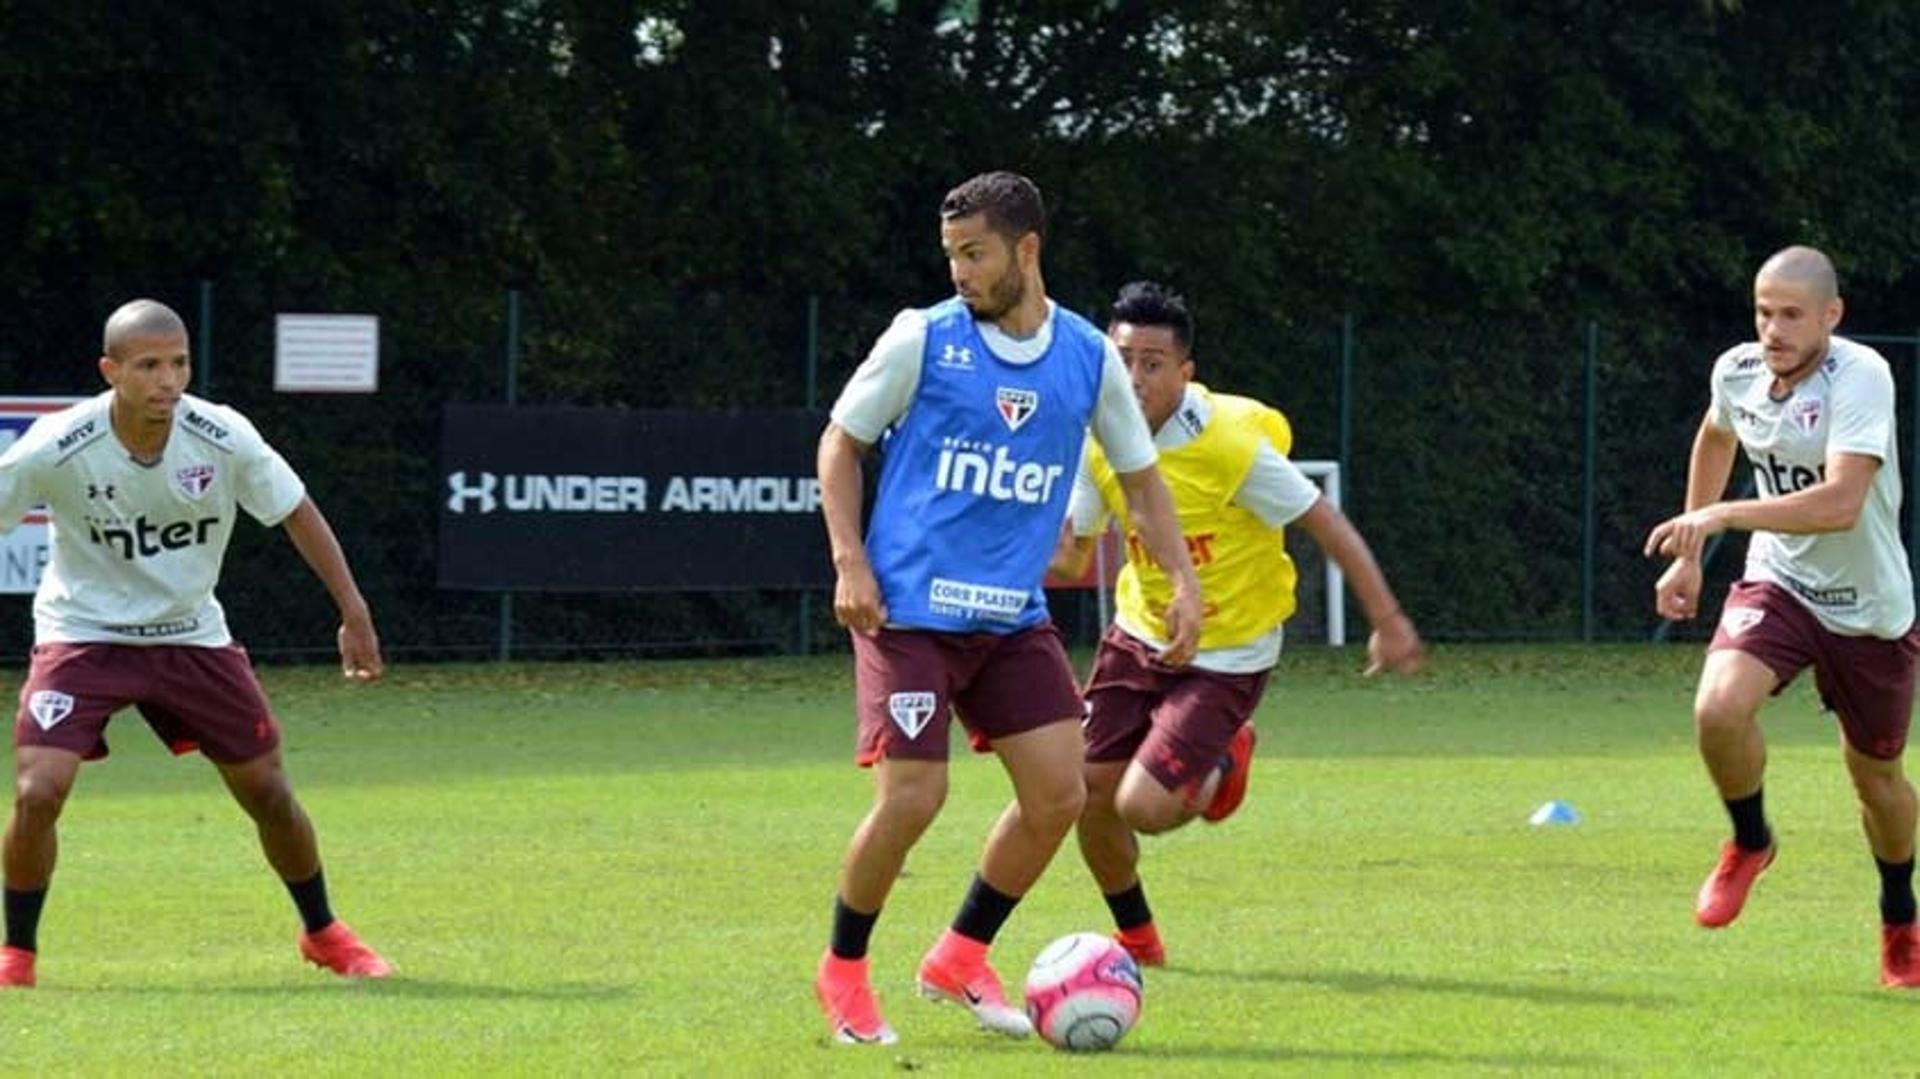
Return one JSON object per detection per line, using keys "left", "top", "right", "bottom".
{"left": 839, "top": 758, "right": 948, "bottom": 913}
{"left": 217, "top": 750, "right": 320, "bottom": 881}
{"left": 1841, "top": 742, "right": 1920, "bottom": 987}
{"left": 1692, "top": 651, "right": 1778, "bottom": 928}
{"left": 1078, "top": 761, "right": 1138, "bottom": 892}
{"left": 1078, "top": 759, "right": 1163, "bottom": 966}
{"left": 1846, "top": 746, "right": 1918, "bottom": 867}
{"left": 980, "top": 720, "right": 1087, "bottom": 895}
{"left": 1, "top": 747, "right": 82, "bottom": 987}
{"left": 1694, "top": 651, "right": 1774, "bottom": 801}
{"left": 917, "top": 719, "right": 1084, "bottom": 1037}
{"left": 818, "top": 757, "right": 946, "bottom": 1045}
{"left": 216, "top": 750, "right": 391, "bottom": 978}
{"left": 1114, "top": 760, "right": 1211, "bottom": 835}
{"left": 5, "top": 747, "right": 81, "bottom": 891}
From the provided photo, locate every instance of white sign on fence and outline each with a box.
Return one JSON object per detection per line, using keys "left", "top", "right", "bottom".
{"left": 0, "top": 397, "right": 83, "bottom": 594}
{"left": 275, "top": 314, "right": 379, "bottom": 393}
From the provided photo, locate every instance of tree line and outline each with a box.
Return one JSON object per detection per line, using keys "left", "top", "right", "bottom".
{"left": 1, "top": 1, "right": 1915, "bottom": 650}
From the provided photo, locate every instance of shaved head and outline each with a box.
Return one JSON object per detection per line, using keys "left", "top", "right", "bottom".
{"left": 1756, "top": 245, "right": 1839, "bottom": 305}
{"left": 102, "top": 299, "right": 187, "bottom": 359}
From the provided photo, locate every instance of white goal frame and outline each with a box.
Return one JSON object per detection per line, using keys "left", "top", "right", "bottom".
{"left": 1090, "top": 460, "right": 1346, "bottom": 647}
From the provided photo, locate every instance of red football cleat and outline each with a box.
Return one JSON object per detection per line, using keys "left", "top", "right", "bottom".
{"left": 915, "top": 930, "right": 1031, "bottom": 1038}
{"left": 299, "top": 921, "right": 394, "bottom": 979}
{"left": 1115, "top": 923, "right": 1166, "bottom": 967}
{"left": 1694, "top": 841, "right": 1775, "bottom": 928}
{"left": 814, "top": 951, "right": 898, "bottom": 1045}
{"left": 0, "top": 945, "right": 35, "bottom": 989}
{"left": 1202, "top": 724, "right": 1258, "bottom": 823}
{"left": 1882, "top": 923, "right": 1920, "bottom": 989}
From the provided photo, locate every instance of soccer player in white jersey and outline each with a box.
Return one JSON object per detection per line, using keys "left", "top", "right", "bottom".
{"left": 1646, "top": 246, "right": 1920, "bottom": 988}
{"left": 1052, "top": 281, "right": 1425, "bottom": 968}
{"left": 813, "top": 172, "right": 1201, "bottom": 1044}
{"left": 0, "top": 299, "right": 392, "bottom": 988}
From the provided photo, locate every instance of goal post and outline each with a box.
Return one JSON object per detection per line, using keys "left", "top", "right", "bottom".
{"left": 1294, "top": 460, "right": 1346, "bottom": 646}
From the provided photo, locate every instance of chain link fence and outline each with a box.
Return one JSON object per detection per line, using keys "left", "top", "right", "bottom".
{"left": 3, "top": 281, "right": 1915, "bottom": 661}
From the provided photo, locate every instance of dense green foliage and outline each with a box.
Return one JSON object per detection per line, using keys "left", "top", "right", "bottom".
{"left": 5, "top": 646, "right": 1910, "bottom": 1072}
{"left": 2, "top": 3, "right": 1916, "bottom": 652}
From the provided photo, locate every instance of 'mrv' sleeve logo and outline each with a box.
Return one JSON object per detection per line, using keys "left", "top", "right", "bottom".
{"left": 55, "top": 419, "right": 96, "bottom": 453}
{"left": 182, "top": 409, "right": 233, "bottom": 447}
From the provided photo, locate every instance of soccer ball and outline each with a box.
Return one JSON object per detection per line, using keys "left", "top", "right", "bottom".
{"left": 1023, "top": 932, "right": 1143, "bottom": 1052}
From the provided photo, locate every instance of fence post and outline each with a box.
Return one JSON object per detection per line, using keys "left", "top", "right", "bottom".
{"left": 195, "top": 280, "right": 214, "bottom": 393}
{"left": 1582, "top": 321, "right": 1598, "bottom": 641}
{"left": 497, "top": 289, "right": 521, "bottom": 662}
{"left": 796, "top": 295, "right": 822, "bottom": 656}
{"left": 1338, "top": 312, "right": 1354, "bottom": 517}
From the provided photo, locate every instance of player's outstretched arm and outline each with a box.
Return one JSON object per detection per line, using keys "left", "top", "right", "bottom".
{"left": 1114, "top": 465, "right": 1202, "bottom": 666}
{"left": 280, "top": 497, "right": 383, "bottom": 682}
{"left": 1292, "top": 500, "right": 1424, "bottom": 676}
{"left": 818, "top": 422, "right": 886, "bottom": 636}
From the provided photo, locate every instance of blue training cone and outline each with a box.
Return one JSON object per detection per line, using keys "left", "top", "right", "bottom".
{"left": 1529, "top": 800, "right": 1582, "bottom": 826}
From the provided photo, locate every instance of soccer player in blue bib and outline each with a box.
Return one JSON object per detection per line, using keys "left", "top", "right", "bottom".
{"left": 812, "top": 172, "right": 1201, "bottom": 1044}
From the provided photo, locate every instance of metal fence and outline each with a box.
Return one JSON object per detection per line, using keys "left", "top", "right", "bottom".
{"left": 3, "top": 280, "right": 1914, "bottom": 661}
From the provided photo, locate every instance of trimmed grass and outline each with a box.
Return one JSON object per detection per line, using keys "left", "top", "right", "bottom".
{"left": 1, "top": 644, "right": 1908, "bottom": 1075}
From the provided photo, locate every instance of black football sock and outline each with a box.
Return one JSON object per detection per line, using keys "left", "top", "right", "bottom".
{"left": 4, "top": 888, "right": 48, "bottom": 953}
{"left": 1724, "top": 789, "right": 1772, "bottom": 851}
{"left": 283, "top": 870, "right": 336, "bottom": 934}
{"left": 1104, "top": 882, "right": 1154, "bottom": 932}
{"left": 830, "top": 896, "right": 880, "bottom": 961}
{"left": 951, "top": 874, "right": 1020, "bottom": 945}
{"left": 1877, "top": 856, "right": 1917, "bottom": 925}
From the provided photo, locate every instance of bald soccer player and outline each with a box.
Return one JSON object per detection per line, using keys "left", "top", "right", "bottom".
{"left": 1647, "top": 246, "right": 1920, "bottom": 988}
{"left": 0, "top": 299, "right": 392, "bottom": 988}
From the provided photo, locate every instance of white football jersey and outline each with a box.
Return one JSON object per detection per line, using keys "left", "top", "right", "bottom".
{"left": 0, "top": 392, "right": 306, "bottom": 646}
{"left": 1708, "top": 335, "right": 1913, "bottom": 637}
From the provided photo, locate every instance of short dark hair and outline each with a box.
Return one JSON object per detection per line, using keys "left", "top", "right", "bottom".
{"left": 1109, "top": 280, "right": 1194, "bottom": 352}
{"left": 940, "top": 171, "right": 1046, "bottom": 246}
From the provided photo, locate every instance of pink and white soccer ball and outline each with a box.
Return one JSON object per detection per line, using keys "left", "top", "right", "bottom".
{"left": 1023, "top": 932, "right": 1144, "bottom": 1051}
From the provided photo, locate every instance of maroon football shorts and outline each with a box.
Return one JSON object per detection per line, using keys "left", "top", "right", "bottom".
{"left": 1709, "top": 580, "right": 1920, "bottom": 761}
{"left": 851, "top": 622, "right": 1082, "bottom": 765}
{"left": 1083, "top": 624, "right": 1271, "bottom": 796}
{"left": 15, "top": 642, "right": 282, "bottom": 764}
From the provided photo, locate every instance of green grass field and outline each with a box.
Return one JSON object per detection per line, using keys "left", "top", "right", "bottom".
{"left": 1, "top": 643, "right": 1911, "bottom": 1075}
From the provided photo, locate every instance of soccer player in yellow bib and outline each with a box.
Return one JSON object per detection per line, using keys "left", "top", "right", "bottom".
{"left": 1051, "top": 281, "right": 1425, "bottom": 966}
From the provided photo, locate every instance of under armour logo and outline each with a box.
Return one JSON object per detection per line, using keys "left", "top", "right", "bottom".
{"left": 87, "top": 483, "right": 116, "bottom": 499}
{"left": 445, "top": 470, "right": 498, "bottom": 514}
{"left": 938, "top": 344, "right": 975, "bottom": 370}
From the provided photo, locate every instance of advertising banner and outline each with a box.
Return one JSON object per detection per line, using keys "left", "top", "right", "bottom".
{"left": 438, "top": 405, "right": 832, "bottom": 591}
{"left": 0, "top": 397, "right": 84, "bottom": 594}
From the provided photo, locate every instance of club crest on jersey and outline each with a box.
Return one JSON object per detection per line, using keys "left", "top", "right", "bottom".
{"left": 1789, "top": 398, "right": 1822, "bottom": 435}
{"left": 887, "top": 692, "right": 936, "bottom": 739}
{"left": 174, "top": 464, "right": 216, "bottom": 500}
{"left": 1722, "top": 607, "right": 1764, "bottom": 637}
{"left": 28, "top": 690, "right": 74, "bottom": 730}
{"left": 996, "top": 387, "right": 1038, "bottom": 433}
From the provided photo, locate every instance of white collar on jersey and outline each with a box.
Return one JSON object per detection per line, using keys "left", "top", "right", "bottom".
{"left": 974, "top": 300, "right": 1056, "bottom": 366}
{"left": 1154, "top": 384, "right": 1213, "bottom": 451}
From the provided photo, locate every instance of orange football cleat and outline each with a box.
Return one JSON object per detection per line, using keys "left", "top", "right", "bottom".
{"left": 299, "top": 921, "right": 394, "bottom": 979}
{"left": 1695, "top": 842, "right": 1775, "bottom": 929}
{"left": 916, "top": 930, "right": 1031, "bottom": 1038}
